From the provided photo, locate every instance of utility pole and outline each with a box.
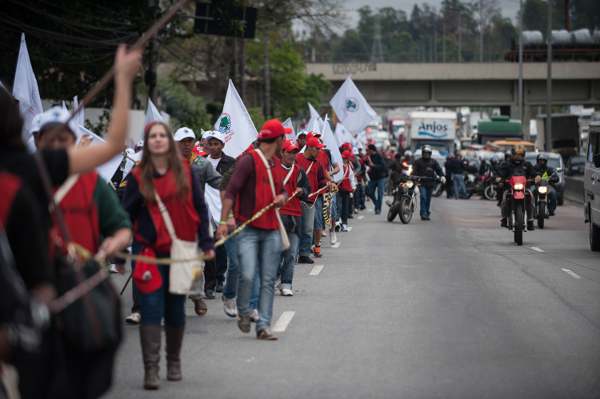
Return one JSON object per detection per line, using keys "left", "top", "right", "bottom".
{"left": 479, "top": 0, "right": 484, "bottom": 62}
{"left": 518, "top": 0, "right": 524, "bottom": 126}
{"left": 370, "top": 16, "right": 385, "bottom": 63}
{"left": 263, "top": 31, "right": 271, "bottom": 118}
{"left": 545, "top": 0, "right": 552, "bottom": 151}
{"left": 458, "top": 11, "right": 462, "bottom": 62}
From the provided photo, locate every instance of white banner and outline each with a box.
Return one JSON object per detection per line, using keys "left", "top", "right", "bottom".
{"left": 214, "top": 80, "right": 257, "bottom": 158}
{"left": 334, "top": 122, "right": 353, "bottom": 146}
{"left": 283, "top": 117, "right": 296, "bottom": 142}
{"left": 306, "top": 103, "right": 323, "bottom": 134}
{"left": 329, "top": 76, "right": 376, "bottom": 134}
{"left": 321, "top": 115, "right": 344, "bottom": 182}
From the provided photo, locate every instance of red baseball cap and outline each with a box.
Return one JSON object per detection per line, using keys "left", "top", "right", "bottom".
{"left": 341, "top": 143, "right": 353, "bottom": 152}
{"left": 282, "top": 139, "right": 299, "bottom": 153}
{"left": 306, "top": 136, "right": 324, "bottom": 149}
{"left": 342, "top": 150, "right": 354, "bottom": 160}
{"left": 258, "top": 119, "right": 291, "bottom": 140}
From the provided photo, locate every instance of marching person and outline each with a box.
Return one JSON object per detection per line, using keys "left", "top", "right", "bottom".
{"left": 413, "top": 145, "right": 444, "bottom": 221}
{"left": 533, "top": 153, "right": 559, "bottom": 216}
{"left": 365, "top": 144, "right": 388, "bottom": 215}
{"left": 217, "top": 119, "right": 290, "bottom": 341}
{"left": 122, "top": 121, "right": 215, "bottom": 390}
{"left": 295, "top": 135, "right": 328, "bottom": 264}
{"left": 275, "top": 139, "right": 310, "bottom": 296}
{"left": 339, "top": 150, "right": 356, "bottom": 231}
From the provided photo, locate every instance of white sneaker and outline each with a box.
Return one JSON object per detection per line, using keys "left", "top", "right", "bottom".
{"left": 281, "top": 288, "right": 294, "bottom": 296}
{"left": 249, "top": 309, "right": 260, "bottom": 322}
{"left": 125, "top": 312, "right": 141, "bottom": 325}
{"left": 341, "top": 224, "right": 349, "bottom": 232}
{"left": 330, "top": 231, "right": 338, "bottom": 245}
{"left": 222, "top": 297, "right": 238, "bottom": 318}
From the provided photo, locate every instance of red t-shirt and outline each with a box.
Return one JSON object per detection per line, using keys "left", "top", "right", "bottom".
{"left": 296, "top": 153, "right": 326, "bottom": 202}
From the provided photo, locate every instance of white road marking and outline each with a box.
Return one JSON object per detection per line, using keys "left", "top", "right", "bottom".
{"left": 357, "top": 215, "right": 364, "bottom": 220}
{"left": 561, "top": 268, "right": 581, "bottom": 279}
{"left": 530, "top": 246, "right": 545, "bottom": 253}
{"left": 331, "top": 242, "right": 341, "bottom": 249}
{"left": 309, "top": 264, "right": 324, "bottom": 276}
{"left": 272, "top": 311, "right": 295, "bottom": 333}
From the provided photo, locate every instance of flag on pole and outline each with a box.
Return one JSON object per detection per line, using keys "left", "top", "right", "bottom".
{"left": 306, "top": 102, "right": 322, "bottom": 134}
{"left": 214, "top": 79, "right": 257, "bottom": 158}
{"left": 12, "top": 33, "right": 43, "bottom": 145}
{"left": 321, "top": 115, "right": 344, "bottom": 182}
{"left": 334, "top": 122, "right": 353, "bottom": 146}
{"left": 282, "top": 118, "right": 296, "bottom": 142}
{"left": 73, "top": 95, "right": 85, "bottom": 129}
{"left": 78, "top": 125, "right": 123, "bottom": 182}
{"left": 145, "top": 98, "right": 165, "bottom": 126}
{"left": 329, "top": 76, "right": 376, "bottom": 134}
{"left": 61, "top": 101, "right": 68, "bottom": 113}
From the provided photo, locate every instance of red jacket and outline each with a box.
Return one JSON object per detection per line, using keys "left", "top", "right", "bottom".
{"left": 339, "top": 163, "right": 353, "bottom": 192}
{"left": 276, "top": 163, "right": 302, "bottom": 216}
{"left": 296, "top": 153, "right": 325, "bottom": 202}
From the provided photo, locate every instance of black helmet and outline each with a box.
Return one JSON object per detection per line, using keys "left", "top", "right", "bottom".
{"left": 536, "top": 153, "right": 548, "bottom": 162}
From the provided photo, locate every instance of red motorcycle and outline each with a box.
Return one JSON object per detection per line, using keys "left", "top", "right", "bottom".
{"left": 505, "top": 175, "right": 532, "bottom": 245}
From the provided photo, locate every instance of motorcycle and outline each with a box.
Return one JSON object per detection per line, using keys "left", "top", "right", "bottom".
{"left": 505, "top": 176, "right": 533, "bottom": 246}
{"left": 387, "top": 176, "right": 418, "bottom": 224}
{"left": 476, "top": 171, "right": 498, "bottom": 201}
{"left": 534, "top": 181, "right": 550, "bottom": 229}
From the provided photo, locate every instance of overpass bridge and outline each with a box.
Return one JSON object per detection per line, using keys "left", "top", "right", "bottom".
{"left": 306, "top": 62, "right": 600, "bottom": 112}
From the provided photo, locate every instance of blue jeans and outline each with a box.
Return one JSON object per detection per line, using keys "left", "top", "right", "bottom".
{"left": 138, "top": 262, "right": 186, "bottom": 327}
{"left": 279, "top": 231, "right": 300, "bottom": 287}
{"left": 314, "top": 197, "right": 324, "bottom": 230}
{"left": 452, "top": 174, "right": 468, "bottom": 199}
{"left": 224, "top": 235, "right": 260, "bottom": 308}
{"left": 420, "top": 185, "right": 433, "bottom": 218}
{"left": 236, "top": 227, "right": 282, "bottom": 331}
{"left": 367, "top": 178, "right": 386, "bottom": 213}
{"left": 354, "top": 183, "right": 365, "bottom": 209}
{"left": 299, "top": 203, "right": 316, "bottom": 257}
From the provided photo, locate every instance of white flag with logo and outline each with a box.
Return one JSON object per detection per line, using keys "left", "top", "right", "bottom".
{"left": 72, "top": 96, "right": 85, "bottom": 129}
{"left": 306, "top": 103, "right": 322, "bottom": 134}
{"left": 283, "top": 118, "right": 296, "bottom": 142}
{"left": 334, "top": 123, "right": 353, "bottom": 146}
{"left": 329, "top": 76, "right": 376, "bottom": 134}
{"left": 145, "top": 99, "right": 165, "bottom": 125}
{"left": 321, "top": 115, "right": 344, "bottom": 182}
{"left": 214, "top": 79, "right": 257, "bottom": 158}
{"left": 12, "top": 33, "right": 43, "bottom": 145}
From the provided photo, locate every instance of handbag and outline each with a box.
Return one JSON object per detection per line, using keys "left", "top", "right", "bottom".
{"left": 154, "top": 192, "right": 203, "bottom": 295}
{"left": 132, "top": 247, "right": 162, "bottom": 294}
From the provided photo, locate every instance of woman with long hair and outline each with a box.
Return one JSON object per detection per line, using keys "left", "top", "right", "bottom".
{"left": 122, "top": 121, "right": 214, "bottom": 390}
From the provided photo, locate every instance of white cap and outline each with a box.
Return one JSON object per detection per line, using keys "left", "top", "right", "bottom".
{"left": 36, "top": 106, "right": 78, "bottom": 136}
{"left": 174, "top": 127, "right": 196, "bottom": 142}
{"left": 203, "top": 130, "right": 225, "bottom": 144}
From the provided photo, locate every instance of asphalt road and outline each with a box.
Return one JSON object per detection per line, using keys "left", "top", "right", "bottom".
{"left": 107, "top": 196, "right": 600, "bottom": 399}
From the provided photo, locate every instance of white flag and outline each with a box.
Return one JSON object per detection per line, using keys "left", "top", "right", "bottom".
{"left": 306, "top": 103, "right": 322, "bottom": 134}
{"left": 214, "top": 80, "right": 257, "bottom": 158}
{"left": 12, "top": 33, "right": 43, "bottom": 145}
{"left": 321, "top": 115, "right": 344, "bottom": 182}
{"left": 61, "top": 101, "right": 68, "bottom": 113}
{"left": 334, "top": 123, "right": 353, "bottom": 146}
{"left": 73, "top": 96, "right": 85, "bottom": 129}
{"left": 204, "top": 185, "right": 222, "bottom": 225}
{"left": 329, "top": 76, "right": 377, "bottom": 134}
{"left": 145, "top": 98, "right": 165, "bottom": 125}
{"left": 77, "top": 125, "right": 123, "bottom": 182}
{"left": 282, "top": 118, "right": 296, "bottom": 142}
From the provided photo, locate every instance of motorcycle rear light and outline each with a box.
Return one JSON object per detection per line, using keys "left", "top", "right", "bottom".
{"left": 538, "top": 186, "right": 548, "bottom": 194}
{"left": 405, "top": 181, "right": 414, "bottom": 188}
{"left": 514, "top": 183, "right": 524, "bottom": 190}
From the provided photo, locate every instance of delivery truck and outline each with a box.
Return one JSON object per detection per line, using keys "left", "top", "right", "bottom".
{"left": 407, "top": 111, "right": 456, "bottom": 156}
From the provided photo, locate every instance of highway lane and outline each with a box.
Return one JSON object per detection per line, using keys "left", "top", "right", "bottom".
{"left": 107, "top": 196, "right": 600, "bottom": 399}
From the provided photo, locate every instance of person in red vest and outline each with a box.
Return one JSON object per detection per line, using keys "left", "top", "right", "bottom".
{"left": 35, "top": 107, "right": 133, "bottom": 262}
{"left": 274, "top": 139, "right": 310, "bottom": 296}
{"left": 295, "top": 135, "right": 329, "bottom": 263}
{"left": 217, "top": 119, "right": 289, "bottom": 341}
{"left": 339, "top": 150, "right": 356, "bottom": 232}
{"left": 122, "top": 121, "right": 215, "bottom": 390}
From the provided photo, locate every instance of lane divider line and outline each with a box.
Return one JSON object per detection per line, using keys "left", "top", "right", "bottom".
{"left": 561, "top": 268, "right": 581, "bottom": 279}
{"left": 272, "top": 311, "right": 295, "bottom": 333}
{"left": 530, "top": 246, "right": 545, "bottom": 253}
{"left": 309, "top": 265, "right": 324, "bottom": 276}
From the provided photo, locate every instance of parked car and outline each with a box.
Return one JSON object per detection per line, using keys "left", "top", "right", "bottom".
{"left": 566, "top": 155, "right": 586, "bottom": 176}
{"left": 584, "top": 120, "right": 600, "bottom": 251}
{"left": 525, "top": 152, "right": 565, "bottom": 205}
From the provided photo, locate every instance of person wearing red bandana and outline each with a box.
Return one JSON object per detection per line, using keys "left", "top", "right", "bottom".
{"left": 217, "top": 119, "right": 289, "bottom": 341}
{"left": 274, "top": 140, "right": 310, "bottom": 296}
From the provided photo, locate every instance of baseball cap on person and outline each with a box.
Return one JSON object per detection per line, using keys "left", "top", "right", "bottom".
{"left": 36, "top": 106, "right": 78, "bottom": 136}
{"left": 282, "top": 139, "right": 299, "bottom": 153}
{"left": 203, "top": 130, "right": 226, "bottom": 144}
{"left": 297, "top": 130, "right": 308, "bottom": 138}
{"left": 174, "top": 127, "right": 196, "bottom": 142}
{"left": 341, "top": 142, "right": 352, "bottom": 152}
{"left": 306, "top": 136, "right": 324, "bottom": 149}
{"left": 341, "top": 150, "right": 354, "bottom": 160}
{"left": 257, "top": 119, "right": 291, "bottom": 140}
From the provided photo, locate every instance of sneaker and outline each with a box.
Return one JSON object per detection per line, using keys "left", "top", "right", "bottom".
{"left": 205, "top": 289, "right": 216, "bottom": 300}
{"left": 222, "top": 297, "right": 238, "bottom": 318}
{"left": 313, "top": 246, "right": 322, "bottom": 258}
{"left": 330, "top": 231, "right": 338, "bottom": 245}
{"left": 125, "top": 312, "right": 141, "bottom": 325}
{"left": 237, "top": 315, "right": 251, "bottom": 333}
{"left": 341, "top": 224, "right": 349, "bottom": 232}
{"left": 191, "top": 297, "right": 208, "bottom": 316}
{"left": 297, "top": 256, "right": 314, "bottom": 264}
{"left": 280, "top": 288, "right": 294, "bottom": 297}
{"left": 249, "top": 309, "right": 260, "bottom": 322}
{"left": 109, "top": 264, "right": 119, "bottom": 274}
{"left": 256, "top": 328, "right": 278, "bottom": 341}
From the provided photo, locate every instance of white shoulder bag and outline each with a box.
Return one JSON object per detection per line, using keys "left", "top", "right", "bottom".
{"left": 255, "top": 150, "right": 290, "bottom": 250}
{"left": 154, "top": 192, "right": 203, "bottom": 295}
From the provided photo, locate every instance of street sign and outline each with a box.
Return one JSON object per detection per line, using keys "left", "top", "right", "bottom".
{"left": 194, "top": 1, "right": 257, "bottom": 39}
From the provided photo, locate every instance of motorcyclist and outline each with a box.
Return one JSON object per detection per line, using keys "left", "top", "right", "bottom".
{"left": 495, "top": 151, "right": 513, "bottom": 206}
{"left": 498, "top": 147, "right": 536, "bottom": 230}
{"left": 533, "top": 153, "right": 559, "bottom": 216}
{"left": 413, "top": 145, "right": 444, "bottom": 221}
{"left": 389, "top": 150, "right": 413, "bottom": 185}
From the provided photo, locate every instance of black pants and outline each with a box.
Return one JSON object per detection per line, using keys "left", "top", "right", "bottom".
{"left": 204, "top": 244, "right": 227, "bottom": 290}
{"left": 340, "top": 190, "right": 351, "bottom": 225}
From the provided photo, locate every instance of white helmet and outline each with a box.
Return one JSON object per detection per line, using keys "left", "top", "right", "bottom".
{"left": 404, "top": 150, "right": 413, "bottom": 157}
